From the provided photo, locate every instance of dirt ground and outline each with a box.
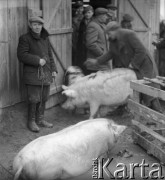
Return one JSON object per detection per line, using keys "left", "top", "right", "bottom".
{"left": 0, "top": 102, "right": 165, "bottom": 180}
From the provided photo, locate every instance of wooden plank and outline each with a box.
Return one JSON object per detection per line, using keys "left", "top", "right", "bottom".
{"left": 132, "top": 120, "right": 165, "bottom": 143}
{"left": 143, "top": 77, "right": 165, "bottom": 87}
{"left": 0, "top": 0, "right": 8, "bottom": 42}
{"left": 133, "top": 130, "right": 165, "bottom": 163}
{"left": 49, "top": 85, "right": 62, "bottom": 96}
{"left": 128, "top": 0, "right": 149, "bottom": 28}
{"left": 46, "top": 0, "right": 62, "bottom": 29}
{"left": 49, "top": 28, "right": 73, "bottom": 35}
{"left": 28, "top": 8, "right": 43, "bottom": 18}
{"left": 130, "top": 81, "right": 165, "bottom": 101}
{"left": 46, "top": 92, "right": 65, "bottom": 109}
{"left": 27, "top": 0, "right": 41, "bottom": 10}
{"left": 0, "top": 43, "right": 9, "bottom": 108}
{"left": 128, "top": 99, "right": 165, "bottom": 125}
{"left": 132, "top": 90, "right": 140, "bottom": 102}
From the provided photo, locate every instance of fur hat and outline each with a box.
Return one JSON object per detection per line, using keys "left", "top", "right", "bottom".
{"left": 29, "top": 16, "right": 44, "bottom": 24}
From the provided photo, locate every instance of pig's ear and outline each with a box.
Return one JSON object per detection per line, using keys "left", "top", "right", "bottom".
{"left": 62, "top": 89, "right": 77, "bottom": 98}
{"left": 111, "top": 124, "right": 126, "bottom": 137}
{"left": 62, "top": 85, "right": 68, "bottom": 90}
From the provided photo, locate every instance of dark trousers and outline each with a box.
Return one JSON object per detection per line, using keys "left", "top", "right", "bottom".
{"left": 26, "top": 85, "right": 50, "bottom": 103}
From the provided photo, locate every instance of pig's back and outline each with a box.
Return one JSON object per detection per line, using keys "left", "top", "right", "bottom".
{"left": 16, "top": 119, "right": 111, "bottom": 159}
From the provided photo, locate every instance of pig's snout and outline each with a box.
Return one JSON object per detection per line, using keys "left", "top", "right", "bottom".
{"left": 61, "top": 100, "right": 75, "bottom": 110}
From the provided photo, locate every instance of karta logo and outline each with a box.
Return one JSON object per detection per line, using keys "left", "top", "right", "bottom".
{"left": 92, "top": 158, "right": 164, "bottom": 179}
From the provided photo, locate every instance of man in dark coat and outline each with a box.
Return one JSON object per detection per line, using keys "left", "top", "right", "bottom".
{"left": 76, "top": 5, "right": 94, "bottom": 74}
{"left": 85, "top": 8, "right": 111, "bottom": 74}
{"left": 85, "top": 21, "right": 162, "bottom": 113}
{"left": 17, "top": 16, "right": 57, "bottom": 132}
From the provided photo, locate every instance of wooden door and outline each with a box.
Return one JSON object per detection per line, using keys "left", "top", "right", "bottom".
{"left": 118, "top": 0, "right": 160, "bottom": 63}
{"left": 0, "top": 0, "right": 27, "bottom": 108}
{"left": 42, "top": 0, "right": 72, "bottom": 108}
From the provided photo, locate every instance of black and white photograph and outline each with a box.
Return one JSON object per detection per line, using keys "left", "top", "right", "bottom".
{"left": 0, "top": 0, "right": 165, "bottom": 179}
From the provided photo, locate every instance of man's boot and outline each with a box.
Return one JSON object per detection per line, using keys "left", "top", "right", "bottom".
{"left": 150, "top": 98, "right": 163, "bottom": 113}
{"left": 28, "top": 103, "right": 40, "bottom": 132}
{"left": 36, "top": 102, "right": 53, "bottom": 128}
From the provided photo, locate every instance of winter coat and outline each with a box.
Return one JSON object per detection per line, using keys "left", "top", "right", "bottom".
{"left": 76, "top": 18, "right": 92, "bottom": 70}
{"left": 17, "top": 28, "right": 57, "bottom": 85}
{"left": 86, "top": 18, "right": 108, "bottom": 59}
{"left": 97, "top": 29, "right": 158, "bottom": 79}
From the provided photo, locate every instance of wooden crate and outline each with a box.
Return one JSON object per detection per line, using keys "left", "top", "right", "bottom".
{"left": 128, "top": 78, "right": 165, "bottom": 164}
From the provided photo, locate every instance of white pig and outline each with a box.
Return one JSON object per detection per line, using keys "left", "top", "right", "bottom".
{"left": 13, "top": 118, "right": 126, "bottom": 180}
{"left": 62, "top": 68, "right": 137, "bottom": 119}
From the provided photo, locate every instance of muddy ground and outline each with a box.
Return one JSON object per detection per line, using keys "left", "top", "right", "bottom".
{"left": 0, "top": 102, "right": 165, "bottom": 180}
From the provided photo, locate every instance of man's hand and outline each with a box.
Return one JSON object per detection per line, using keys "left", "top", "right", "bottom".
{"left": 52, "top": 71, "right": 57, "bottom": 78}
{"left": 84, "top": 58, "right": 98, "bottom": 69}
{"left": 129, "top": 63, "right": 133, "bottom": 69}
{"left": 39, "top": 59, "right": 46, "bottom": 66}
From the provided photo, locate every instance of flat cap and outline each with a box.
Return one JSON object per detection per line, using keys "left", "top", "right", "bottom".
{"left": 106, "top": 21, "right": 120, "bottom": 32}
{"left": 95, "top": 8, "right": 108, "bottom": 16}
{"left": 123, "top": 14, "right": 134, "bottom": 22}
{"left": 106, "top": 4, "right": 117, "bottom": 10}
{"left": 29, "top": 16, "right": 44, "bottom": 24}
{"left": 84, "top": 5, "right": 94, "bottom": 14}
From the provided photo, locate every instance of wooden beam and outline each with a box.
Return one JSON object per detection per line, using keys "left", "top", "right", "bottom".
{"left": 46, "top": 0, "right": 62, "bottom": 29}
{"left": 49, "top": 85, "right": 62, "bottom": 96}
{"left": 49, "top": 40, "right": 66, "bottom": 72}
{"left": 132, "top": 130, "right": 165, "bottom": 163}
{"left": 128, "top": 0, "right": 149, "bottom": 28}
{"left": 132, "top": 120, "right": 165, "bottom": 143}
{"left": 128, "top": 99, "right": 165, "bottom": 125}
{"left": 130, "top": 81, "right": 165, "bottom": 101}
{"left": 28, "top": 8, "right": 43, "bottom": 18}
{"left": 49, "top": 28, "right": 73, "bottom": 35}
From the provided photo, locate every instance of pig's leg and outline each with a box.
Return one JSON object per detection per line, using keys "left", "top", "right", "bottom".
{"left": 89, "top": 102, "right": 99, "bottom": 119}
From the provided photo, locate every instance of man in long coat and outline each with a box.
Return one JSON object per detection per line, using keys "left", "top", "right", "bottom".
{"left": 85, "top": 21, "right": 162, "bottom": 113}
{"left": 76, "top": 5, "right": 94, "bottom": 74}
{"left": 17, "top": 16, "right": 57, "bottom": 132}
{"left": 85, "top": 8, "right": 110, "bottom": 74}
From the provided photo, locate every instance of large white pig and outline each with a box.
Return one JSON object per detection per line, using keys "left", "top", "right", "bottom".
{"left": 13, "top": 118, "right": 126, "bottom": 180}
{"left": 62, "top": 68, "right": 137, "bottom": 119}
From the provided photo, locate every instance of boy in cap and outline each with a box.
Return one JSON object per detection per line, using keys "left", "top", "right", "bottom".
{"left": 85, "top": 21, "right": 163, "bottom": 113}
{"left": 76, "top": 5, "right": 94, "bottom": 74}
{"left": 17, "top": 16, "right": 57, "bottom": 132}
{"left": 85, "top": 7, "right": 110, "bottom": 74}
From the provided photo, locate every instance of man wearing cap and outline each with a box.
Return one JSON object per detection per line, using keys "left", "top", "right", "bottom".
{"left": 85, "top": 7, "right": 110, "bottom": 74}
{"left": 121, "top": 13, "right": 134, "bottom": 30}
{"left": 106, "top": 3, "right": 118, "bottom": 22}
{"left": 17, "top": 16, "right": 57, "bottom": 132}
{"left": 76, "top": 5, "right": 94, "bottom": 74}
{"left": 85, "top": 21, "right": 163, "bottom": 113}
